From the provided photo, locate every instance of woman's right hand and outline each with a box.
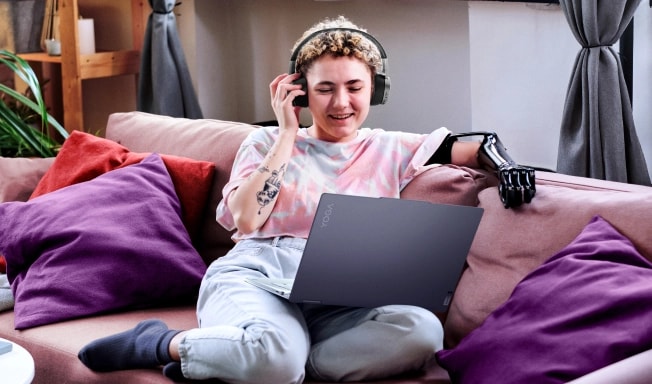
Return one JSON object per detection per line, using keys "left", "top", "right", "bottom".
{"left": 270, "top": 73, "right": 305, "bottom": 134}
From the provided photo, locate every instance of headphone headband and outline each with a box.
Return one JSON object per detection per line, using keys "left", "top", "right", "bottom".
{"left": 288, "top": 27, "right": 391, "bottom": 107}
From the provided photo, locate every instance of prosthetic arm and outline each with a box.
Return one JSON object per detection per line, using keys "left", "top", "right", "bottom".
{"left": 426, "top": 132, "right": 536, "bottom": 209}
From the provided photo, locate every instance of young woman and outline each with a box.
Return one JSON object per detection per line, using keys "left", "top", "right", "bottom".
{"left": 78, "top": 16, "right": 532, "bottom": 383}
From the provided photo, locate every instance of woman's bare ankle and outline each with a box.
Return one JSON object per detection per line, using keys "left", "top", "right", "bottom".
{"left": 168, "top": 330, "right": 188, "bottom": 361}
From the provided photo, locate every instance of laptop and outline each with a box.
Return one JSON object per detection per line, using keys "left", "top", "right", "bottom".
{"left": 246, "top": 193, "right": 483, "bottom": 313}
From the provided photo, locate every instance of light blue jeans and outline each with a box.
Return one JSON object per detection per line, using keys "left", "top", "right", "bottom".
{"left": 178, "top": 237, "right": 443, "bottom": 383}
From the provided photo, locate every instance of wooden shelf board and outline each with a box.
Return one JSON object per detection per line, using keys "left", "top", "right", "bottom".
{"left": 18, "top": 52, "right": 62, "bottom": 63}
{"left": 19, "top": 50, "right": 141, "bottom": 80}
{"left": 79, "top": 50, "right": 141, "bottom": 79}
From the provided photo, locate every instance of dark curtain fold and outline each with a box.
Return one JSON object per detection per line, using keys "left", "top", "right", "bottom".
{"left": 557, "top": 0, "right": 650, "bottom": 185}
{"left": 137, "top": 0, "right": 203, "bottom": 119}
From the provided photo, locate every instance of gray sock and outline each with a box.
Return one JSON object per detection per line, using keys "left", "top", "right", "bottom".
{"left": 78, "top": 319, "right": 179, "bottom": 371}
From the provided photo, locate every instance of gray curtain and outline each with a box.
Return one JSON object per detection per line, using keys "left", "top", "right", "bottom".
{"left": 557, "top": 0, "right": 650, "bottom": 185}
{"left": 137, "top": 0, "right": 203, "bottom": 119}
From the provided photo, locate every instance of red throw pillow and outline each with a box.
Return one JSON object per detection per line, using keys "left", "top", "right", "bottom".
{"left": 30, "top": 131, "right": 215, "bottom": 242}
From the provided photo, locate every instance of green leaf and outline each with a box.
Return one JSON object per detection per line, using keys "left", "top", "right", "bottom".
{"left": 0, "top": 49, "right": 68, "bottom": 157}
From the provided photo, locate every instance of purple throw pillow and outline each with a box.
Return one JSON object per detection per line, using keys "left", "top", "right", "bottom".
{"left": 0, "top": 154, "right": 207, "bottom": 329}
{"left": 436, "top": 215, "right": 652, "bottom": 383}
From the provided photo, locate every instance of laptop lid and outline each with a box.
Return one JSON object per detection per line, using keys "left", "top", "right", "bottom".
{"left": 288, "top": 193, "right": 483, "bottom": 313}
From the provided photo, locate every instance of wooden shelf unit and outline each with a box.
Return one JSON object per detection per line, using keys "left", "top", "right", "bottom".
{"left": 19, "top": 0, "right": 147, "bottom": 133}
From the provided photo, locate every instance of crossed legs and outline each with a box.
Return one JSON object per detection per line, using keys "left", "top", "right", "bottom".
{"left": 78, "top": 238, "right": 443, "bottom": 383}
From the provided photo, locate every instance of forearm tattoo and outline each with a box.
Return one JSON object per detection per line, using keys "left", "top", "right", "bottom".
{"left": 256, "top": 164, "right": 286, "bottom": 214}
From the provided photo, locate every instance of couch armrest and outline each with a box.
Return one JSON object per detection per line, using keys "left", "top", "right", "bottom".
{"left": 537, "top": 171, "right": 652, "bottom": 193}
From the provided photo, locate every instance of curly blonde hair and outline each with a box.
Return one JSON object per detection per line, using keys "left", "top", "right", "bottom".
{"left": 292, "top": 16, "right": 383, "bottom": 76}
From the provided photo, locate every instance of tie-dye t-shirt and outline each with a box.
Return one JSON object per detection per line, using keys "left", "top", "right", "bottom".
{"left": 216, "top": 126, "right": 451, "bottom": 241}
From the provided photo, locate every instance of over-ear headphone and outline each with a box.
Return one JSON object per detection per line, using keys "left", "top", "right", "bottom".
{"left": 288, "top": 27, "right": 391, "bottom": 107}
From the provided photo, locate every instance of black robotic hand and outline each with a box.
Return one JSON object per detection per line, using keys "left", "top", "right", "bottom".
{"left": 477, "top": 132, "right": 536, "bottom": 208}
{"left": 426, "top": 131, "right": 536, "bottom": 209}
{"left": 494, "top": 163, "right": 536, "bottom": 208}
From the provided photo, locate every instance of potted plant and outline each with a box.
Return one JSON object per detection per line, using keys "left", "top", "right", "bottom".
{"left": 0, "top": 49, "right": 68, "bottom": 158}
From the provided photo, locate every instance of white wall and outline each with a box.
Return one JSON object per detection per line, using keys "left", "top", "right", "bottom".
{"left": 633, "top": 3, "right": 652, "bottom": 177}
{"left": 467, "top": 1, "right": 577, "bottom": 171}
{"left": 179, "top": 0, "right": 652, "bottom": 177}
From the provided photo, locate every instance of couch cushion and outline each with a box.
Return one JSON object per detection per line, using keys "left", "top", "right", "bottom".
{"left": 437, "top": 215, "right": 652, "bottom": 383}
{"left": 444, "top": 184, "right": 652, "bottom": 347}
{"left": 30, "top": 131, "right": 214, "bottom": 242}
{"left": 104, "top": 111, "right": 255, "bottom": 264}
{"left": 401, "top": 164, "right": 493, "bottom": 206}
{"left": 0, "top": 157, "right": 54, "bottom": 202}
{"left": 1, "top": 154, "right": 207, "bottom": 329}
{"left": 0, "top": 306, "right": 198, "bottom": 384}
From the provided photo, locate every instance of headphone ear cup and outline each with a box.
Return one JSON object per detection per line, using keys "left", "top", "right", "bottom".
{"left": 291, "top": 76, "right": 309, "bottom": 107}
{"left": 371, "top": 73, "right": 390, "bottom": 106}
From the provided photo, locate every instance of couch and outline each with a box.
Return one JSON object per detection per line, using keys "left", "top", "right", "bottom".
{"left": 1, "top": 111, "right": 652, "bottom": 384}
